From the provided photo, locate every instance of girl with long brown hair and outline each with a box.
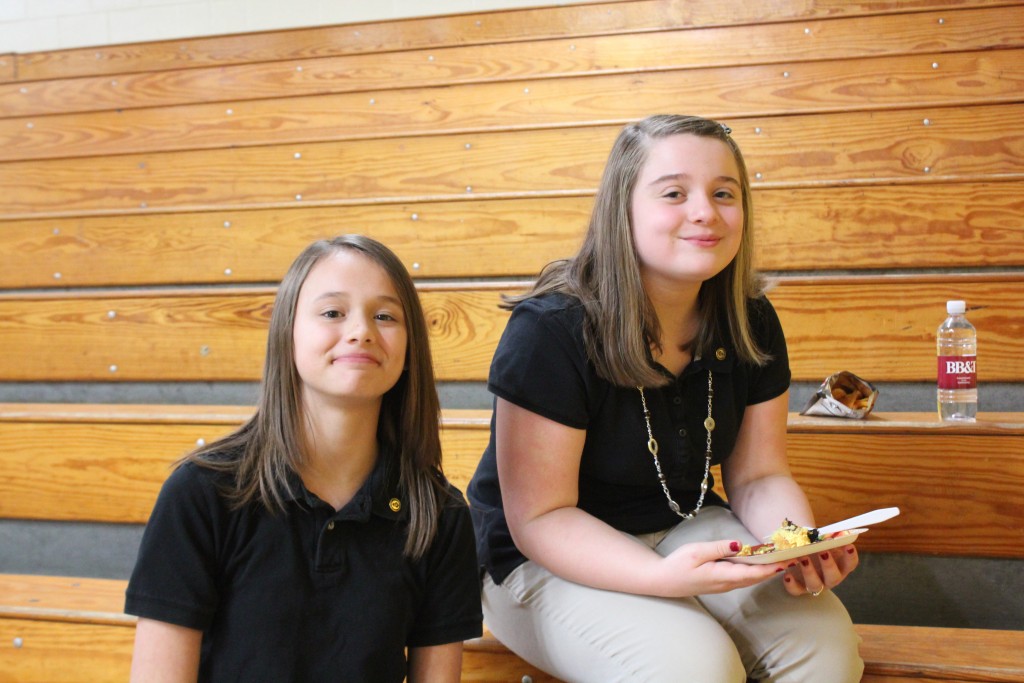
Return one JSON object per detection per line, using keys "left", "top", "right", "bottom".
{"left": 468, "top": 116, "right": 863, "bottom": 681}
{"left": 126, "top": 235, "right": 481, "bottom": 682}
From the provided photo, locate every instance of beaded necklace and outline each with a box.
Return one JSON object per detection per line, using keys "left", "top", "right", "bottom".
{"left": 637, "top": 369, "right": 714, "bottom": 520}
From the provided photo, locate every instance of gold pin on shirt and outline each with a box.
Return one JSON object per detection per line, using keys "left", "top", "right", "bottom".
{"left": 389, "top": 498, "right": 402, "bottom": 512}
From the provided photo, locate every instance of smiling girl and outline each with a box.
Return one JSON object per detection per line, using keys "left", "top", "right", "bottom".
{"left": 126, "top": 235, "right": 481, "bottom": 682}
{"left": 467, "top": 115, "right": 863, "bottom": 681}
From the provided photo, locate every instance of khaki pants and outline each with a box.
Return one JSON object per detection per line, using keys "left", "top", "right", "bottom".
{"left": 481, "top": 507, "right": 864, "bottom": 683}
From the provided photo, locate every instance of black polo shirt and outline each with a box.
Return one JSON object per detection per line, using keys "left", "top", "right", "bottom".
{"left": 467, "top": 293, "right": 791, "bottom": 585}
{"left": 125, "top": 450, "right": 482, "bottom": 682}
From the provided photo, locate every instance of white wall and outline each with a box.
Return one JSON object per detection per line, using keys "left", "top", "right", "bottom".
{"left": 0, "top": 0, "right": 595, "bottom": 55}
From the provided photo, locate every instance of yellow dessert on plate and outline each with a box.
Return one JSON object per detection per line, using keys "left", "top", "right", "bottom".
{"left": 737, "top": 519, "right": 820, "bottom": 556}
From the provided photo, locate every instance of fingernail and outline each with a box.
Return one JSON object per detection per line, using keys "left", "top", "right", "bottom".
{"left": 784, "top": 575, "right": 792, "bottom": 583}
{"left": 801, "top": 558, "right": 810, "bottom": 566}
{"left": 788, "top": 562, "right": 797, "bottom": 568}
{"left": 775, "top": 567, "right": 785, "bottom": 573}
{"left": 847, "top": 546, "right": 856, "bottom": 554}
{"left": 820, "top": 552, "right": 830, "bottom": 560}
{"left": 729, "top": 541, "right": 740, "bottom": 552}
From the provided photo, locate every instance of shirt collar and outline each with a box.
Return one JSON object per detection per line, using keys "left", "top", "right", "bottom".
{"left": 284, "top": 447, "right": 408, "bottom": 522}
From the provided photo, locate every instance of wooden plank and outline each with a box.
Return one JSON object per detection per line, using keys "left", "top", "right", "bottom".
{"left": 0, "top": 275, "right": 1020, "bottom": 383}
{"left": 857, "top": 624, "right": 1024, "bottom": 682}
{"left": 0, "top": 616, "right": 132, "bottom": 683}
{"left": 4, "top": 48, "right": 1023, "bottom": 162}
{"left": 2, "top": 579, "right": 1022, "bottom": 683}
{"left": 1, "top": 103, "right": 1022, "bottom": 218}
{"left": 1, "top": 179, "right": 1020, "bottom": 289}
{"left": 3, "top": 7, "right": 1021, "bottom": 118}
{"left": 754, "top": 181, "right": 1024, "bottom": 272}
{"left": 0, "top": 575, "right": 133, "bottom": 625}
{"left": 464, "top": 624, "right": 1024, "bottom": 683}
{"left": 0, "top": 197, "right": 592, "bottom": 287}
{"left": 2, "top": 179, "right": 1021, "bottom": 289}
{"left": 440, "top": 413, "right": 1024, "bottom": 558}
{"left": 15, "top": 0, "right": 1017, "bottom": 82}
{"left": 0, "top": 419, "right": 231, "bottom": 523}
{"left": 788, "top": 429, "right": 1024, "bottom": 558}
{"left": 0, "top": 407, "right": 487, "bottom": 524}
{"left": 0, "top": 54, "right": 14, "bottom": 83}
{"left": 770, "top": 274, "right": 1024, "bottom": 384}
{"left": 2, "top": 406, "right": 1022, "bottom": 559}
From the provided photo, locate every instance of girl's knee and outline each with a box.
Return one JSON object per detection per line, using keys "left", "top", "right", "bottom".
{"left": 760, "top": 620, "right": 863, "bottom": 682}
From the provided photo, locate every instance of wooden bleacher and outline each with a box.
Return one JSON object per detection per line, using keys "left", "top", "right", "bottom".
{"left": 1, "top": 0, "right": 1022, "bottom": 680}
{"left": 1, "top": 405, "right": 1023, "bottom": 680}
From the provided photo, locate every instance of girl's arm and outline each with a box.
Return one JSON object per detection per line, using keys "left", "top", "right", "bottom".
{"left": 129, "top": 617, "right": 202, "bottom": 683}
{"left": 497, "top": 398, "right": 783, "bottom": 598}
{"left": 722, "top": 390, "right": 859, "bottom": 594}
{"left": 407, "top": 642, "right": 462, "bottom": 682}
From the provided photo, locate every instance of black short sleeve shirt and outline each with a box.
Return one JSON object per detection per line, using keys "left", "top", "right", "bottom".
{"left": 467, "top": 293, "right": 791, "bottom": 584}
{"left": 125, "top": 453, "right": 482, "bottom": 682}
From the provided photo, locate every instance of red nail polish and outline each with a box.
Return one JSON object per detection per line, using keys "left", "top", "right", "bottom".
{"left": 729, "top": 541, "right": 740, "bottom": 552}
{"left": 775, "top": 567, "right": 785, "bottom": 572}
{"left": 847, "top": 546, "right": 856, "bottom": 554}
{"left": 784, "top": 575, "right": 792, "bottom": 583}
{"left": 801, "top": 558, "right": 810, "bottom": 566}
{"left": 821, "top": 552, "right": 830, "bottom": 560}
{"left": 788, "top": 562, "right": 797, "bottom": 568}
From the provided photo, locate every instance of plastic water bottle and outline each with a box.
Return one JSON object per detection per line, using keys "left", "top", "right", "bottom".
{"left": 936, "top": 300, "right": 977, "bottom": 421}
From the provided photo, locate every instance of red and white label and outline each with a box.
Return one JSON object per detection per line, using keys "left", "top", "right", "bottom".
{"left": 938, "top": 356, "right": 977, "bottom": 389}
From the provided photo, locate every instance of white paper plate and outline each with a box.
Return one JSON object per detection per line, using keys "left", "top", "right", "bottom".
{"left": 723, "top": 529, "right": 867, "bottom": 565}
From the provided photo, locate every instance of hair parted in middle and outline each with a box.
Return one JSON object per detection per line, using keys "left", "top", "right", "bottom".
{"left": 505, "top": 114, "right": 769, "bottom": 389}
{"left": 186, "top": 234, "right": 447, "bottom": 559}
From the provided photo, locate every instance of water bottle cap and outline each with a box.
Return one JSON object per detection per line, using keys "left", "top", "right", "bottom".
{"left": 946, "top": 300, "right": 966, "bottom": 315}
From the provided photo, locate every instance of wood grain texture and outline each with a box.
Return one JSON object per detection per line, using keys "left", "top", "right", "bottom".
{"left": 0, "top": 275, "right": 1020, "bottom": 383}
{"left": 754, "top": 180, "right": 1024, "bottom": 271}
{"left": 0, "top": 197, "right": 592, "bottom": 287}
{"left": 3, "top": 6, "right": 1021, "bottom": 118}
{"left": 769, "top": 274, "right": 1024, "bottom": 383}
{"left": 1, "top": 180, "right": 1020, "bottom": 288}
{"left": 439, "top": 413, "right": 1024, "bottom": 558}
{"left": 856, "top": 624, "right": 1024, "bottom": 682}
{"left": 4, "top": 48, "right": 1022, "bottom": 162}
{"left": 2, "top": 405, "right": 1021, "bottom": 558}
{"left": 0, "top": 616, "right": 132, "bottom": 683}
{"left": 1, "top": 103, "right": 1022, "bottom": 217}
{"left": 2, "top": 180, "right": 1021, "bottom": 288}
{"left": 0, "top": 575, "right": 133, "bottom": 624}
{"left": 16, "top": 0, "right": 1017, "bottom": 82}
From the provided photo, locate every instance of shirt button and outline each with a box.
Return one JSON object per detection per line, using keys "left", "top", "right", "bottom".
{"left": 326, "top": 521, "right": 335, "bottom": 531}
{"left": 672, "top": 396, "right": 682, "bottom": 405}
{"left": 716, "top": 347, "right": 727, "bottom": 361}
{"left": 678, "top": 429, "right": 687, "bottom": 438}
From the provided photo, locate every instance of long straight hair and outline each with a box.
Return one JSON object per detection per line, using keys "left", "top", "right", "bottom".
{"left": 185, "top": 235, "right": 446, "bottom": 559}
{"left": 506, "top": 114, "right": 769, "bottom": 388}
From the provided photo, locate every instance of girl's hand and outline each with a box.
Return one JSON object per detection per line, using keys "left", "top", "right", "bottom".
{"left": 781, "top": 543, "right": 860, "bottom": 597}
{"left": 655, "top": 539, "right": 785, "bottom": 597}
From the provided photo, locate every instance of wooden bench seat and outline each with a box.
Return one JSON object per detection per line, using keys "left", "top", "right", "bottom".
{"left": 6, "top": 578, "right": 1023, "bottom": 683}
{"left": 2, "top": 407, "right": 1022, "bottom": 681}
{"left": 2, "top": 404, "right": 1022, "bottom": 554}
{"left": 462, "top": 625, "right": 1024, "bottom": 683}
{"left": 5, "top": 585, "right": 1023, "bottom": 683}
